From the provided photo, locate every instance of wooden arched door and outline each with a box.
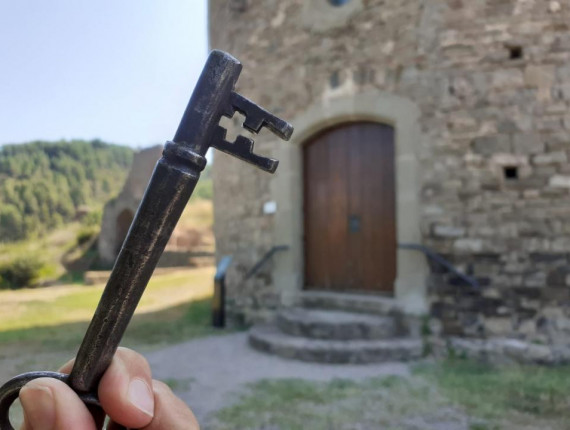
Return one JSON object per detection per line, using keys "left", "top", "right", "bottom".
{"left": 303, "top": 122, "right": 396, "bottom": 293}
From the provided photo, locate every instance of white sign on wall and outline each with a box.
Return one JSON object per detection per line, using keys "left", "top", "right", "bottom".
{"left": 263, "top": 201, "right": 277, "bottom": 214}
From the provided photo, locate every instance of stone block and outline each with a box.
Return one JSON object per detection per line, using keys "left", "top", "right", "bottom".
{"left": 517, "top": 319, "right": 537, "bottom": 337}
{"left": 523, "top": 271, "right": 547, "bottom": 288}
{"left": 543, "top": 287, "right": 570, "bottom": 302}
{"left": 523, "top": 189, "right": 540, "bottom": 199}
{"left": 484, "top": 317, "right": 513, "bottom": 336}
{"left": 512, "top": 133, "right": 545, "bottom": 155}
{"left": 472, "top": 135, "right": 511, "bottom": 155}
{"left": 542, "top": 187, "right": 569, "bottom": 197}
{"left": 447, "top": 114, "right": 478, "bottom": 132}
{"left": 550, "top": 1, "right": 561, "bottom": 12}
{"left": 532, "top": 151, "right": 567, "bottom": 165}
{"left": 526, "top": 344, "right": 553, "bottom": 363}
{"left": 524, "top": 65, "right": 555, "bottom": 101}
{"left": 549, "top": 175, "right": 570, "bottom": 188}
{"left": 512, "top": 286, "right": 542, "bottom": 299}
{"left": 534, "top": 166, "right": 558, "bottom": 177}
{"left": 492, "top": 69, "right": 524, "bottom": 90}
{"left": 490, "top": 153, "right": 528, "bottom": 166}
{"left": 454, "top": 238, "right": 484, "bottom": 253}
{"left": 432, "top": 224, "right": 466, "bottom": 238}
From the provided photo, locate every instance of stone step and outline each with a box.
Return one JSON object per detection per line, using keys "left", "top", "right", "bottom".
{"left": 249, "top": 325, "right": 423, "bottom": 364}
{"left": 298, "top": 290, "right": 400, "bottom": 316}
{"left": 277, "top": 307, "right": 401, "bottom": 340}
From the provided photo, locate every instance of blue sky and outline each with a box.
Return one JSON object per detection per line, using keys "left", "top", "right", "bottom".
{"left": 0, "top": 0, "right": 208, "bottom": 148}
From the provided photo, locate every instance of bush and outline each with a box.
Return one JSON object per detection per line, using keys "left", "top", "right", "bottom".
{"left": 82, "top": 210, "right": 102, "bottom": 227}
{"left": 76, "top": 226, "right": 99, "bottom": 246}
{"left": 0, "top": 255, "right": 45, "bottom": 289}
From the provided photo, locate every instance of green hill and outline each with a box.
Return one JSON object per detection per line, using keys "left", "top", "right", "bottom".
{"left": 0, "top": 140, "right": 134, "bottom": 242}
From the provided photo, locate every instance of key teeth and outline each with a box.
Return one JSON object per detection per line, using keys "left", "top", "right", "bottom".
{"left": 231, "top": 92, "right": 294, "bottom": 141}
{"left": 277, "top": 122, "right": 294, "bottom": 141}
{"left": 233, "top": 134, "right": 255, "bottom": 154}
{"left": 211, "top": 126, "right": 279, "bottom": 173}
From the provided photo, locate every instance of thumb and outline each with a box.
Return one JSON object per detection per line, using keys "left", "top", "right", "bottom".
{"left": 19, "top": 378, "right": 97, "bottom": 430}
{"left": 137, "top": 380, "right": 199, "bottom": 430}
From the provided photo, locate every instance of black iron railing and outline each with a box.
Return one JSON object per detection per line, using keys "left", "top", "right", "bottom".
{"left": 212, "top": 255, "right": 233, "bottom": 328}
{"left": 398, "top": 242, "right": 479, "bottom": 288}
{"left": 212, "top": 245, "right": 289, "bottom": 327}
{"left": 243, "top": 245, "right": 289, "bottom": 280}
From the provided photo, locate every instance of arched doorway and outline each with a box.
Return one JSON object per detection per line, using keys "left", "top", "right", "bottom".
{"left": 303, "top": 122, "right": 396, "bottom": 293}
{"left": 115, "top": 209, "right": 134, "bottom": 255}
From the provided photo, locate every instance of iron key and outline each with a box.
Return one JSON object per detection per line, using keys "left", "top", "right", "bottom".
{"left": 0, "top": 49, "right": 293, "bottom": 430}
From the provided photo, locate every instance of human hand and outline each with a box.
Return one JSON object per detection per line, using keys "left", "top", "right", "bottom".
{"left": 18, "top": 347, "right": 199, "bottom": 429}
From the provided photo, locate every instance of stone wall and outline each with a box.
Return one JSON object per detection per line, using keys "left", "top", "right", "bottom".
{"left": 210, "top": 0, "right": 570, "bottom": 339}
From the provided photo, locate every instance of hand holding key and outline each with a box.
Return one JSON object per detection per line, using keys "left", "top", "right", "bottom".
{"left": 19, "top": 348, "right": 199, "bottom": 430}
{"left": 0, "top": 50, "right": 293, "bottom": 430}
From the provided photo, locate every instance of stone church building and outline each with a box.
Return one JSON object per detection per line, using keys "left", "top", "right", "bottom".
{"left": 210, "top": 0, "right": 570, "bottom": 360}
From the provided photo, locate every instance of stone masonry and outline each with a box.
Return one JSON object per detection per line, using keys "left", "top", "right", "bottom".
{"left": 210, "top": 0, "right": 570, "bottom": 344}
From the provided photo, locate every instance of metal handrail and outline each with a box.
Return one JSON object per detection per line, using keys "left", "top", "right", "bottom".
{"left": 212, "top": 255, "right": 233, "bottom": 328}
{"left": 243, "top": 245, "right": 289, "bottom": 280}
{"left": 212, "top": 245, "right": 289, "bottom": 327}
{"left": 398, "top": 242, "right": 479, "bottom": 288}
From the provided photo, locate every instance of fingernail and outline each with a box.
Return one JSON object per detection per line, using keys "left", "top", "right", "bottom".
{"left": 128, "top": 378, "right": 154, "bottom": 417}
{"left": 20, "top": 382, "right": 55, "bottom": 430}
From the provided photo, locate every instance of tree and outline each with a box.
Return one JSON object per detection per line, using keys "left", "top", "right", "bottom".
{"left": 0, "top": 140, "right": 134, "bottom": 242}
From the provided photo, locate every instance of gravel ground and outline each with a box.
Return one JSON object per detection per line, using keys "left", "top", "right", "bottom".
{"left": 145, "top": 332, "right": 411, "bottom": 424}
{"left": 2, "top": 333, "right": 563, "bottom": 429}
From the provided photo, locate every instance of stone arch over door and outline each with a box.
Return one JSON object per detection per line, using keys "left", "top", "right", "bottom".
{"left": 271, "top": 91, "right": 429, "bottom": 314}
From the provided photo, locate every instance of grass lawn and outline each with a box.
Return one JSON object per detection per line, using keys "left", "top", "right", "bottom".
{"left": 210, "top": 361, "right": 570, "bottom": 430}
{"left": 415, "top": 360, "right": 570, "bottom": 427}
{"left": 211, "top": 376, "right": 447, "bottom": 430}
{"left": 0, "top": 221, "right": 86, "bottom": 281}
{"left": 0, "top": 266, "right": 216, "bottom": 358}
{"left": 0, "top": 196, "right": 213, "bottom": 287}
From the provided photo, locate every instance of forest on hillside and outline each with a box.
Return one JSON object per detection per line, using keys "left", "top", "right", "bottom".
{"left": 0, "top": 140, "right": 133, "bottom": 242}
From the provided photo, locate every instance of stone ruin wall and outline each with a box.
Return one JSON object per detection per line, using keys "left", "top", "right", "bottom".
{"left": 210, "top": 0, "right": 570, "bottom": 341}
{"left": 99, "top": 145, "right": 164, "bottom": 265}
{"left": 98, "top": 145, "right": 210, "bottom": 269}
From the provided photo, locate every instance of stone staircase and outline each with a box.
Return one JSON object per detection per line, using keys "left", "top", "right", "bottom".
{"left": 249, "top": 291, "right": 424, "bottom": 364}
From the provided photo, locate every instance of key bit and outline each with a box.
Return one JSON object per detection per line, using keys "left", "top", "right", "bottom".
{"left": 229, "top": 92, "right": 293, "bottom": 140}
{"left": 172, "top": 50, "right": 293, "bottom": 173}
{"left": 211, "top": 91, "right": 293, "bottom": 173}
{"left": 173, "top": 50, "right": 293, "bottom": 173}
{"left": 211, "top": 126, "right": 279, "bottom": 173}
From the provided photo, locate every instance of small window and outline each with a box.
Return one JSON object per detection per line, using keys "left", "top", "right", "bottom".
{"left": 504, "top": 166, "right": 518, "bottom": 180}
{"left": 229, "top": 0, "right": 248, "bottom": 13}
{"left": 329, "top": 70, "right": 341, "bottom": 88}
{"left": 328, "top": 0, "right": 351, "bottom": 6}
{"left": 508, "top": 46, "right": 523, "bottom": 60}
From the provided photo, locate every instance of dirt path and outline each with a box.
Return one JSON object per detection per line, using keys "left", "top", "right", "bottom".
{"left": 144, "top": 332, "right": 411, "bottom": 424}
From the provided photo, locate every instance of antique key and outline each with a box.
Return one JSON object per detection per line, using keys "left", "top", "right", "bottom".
{"left": 0, "top": 50, "right": 293, "bottom": 429}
